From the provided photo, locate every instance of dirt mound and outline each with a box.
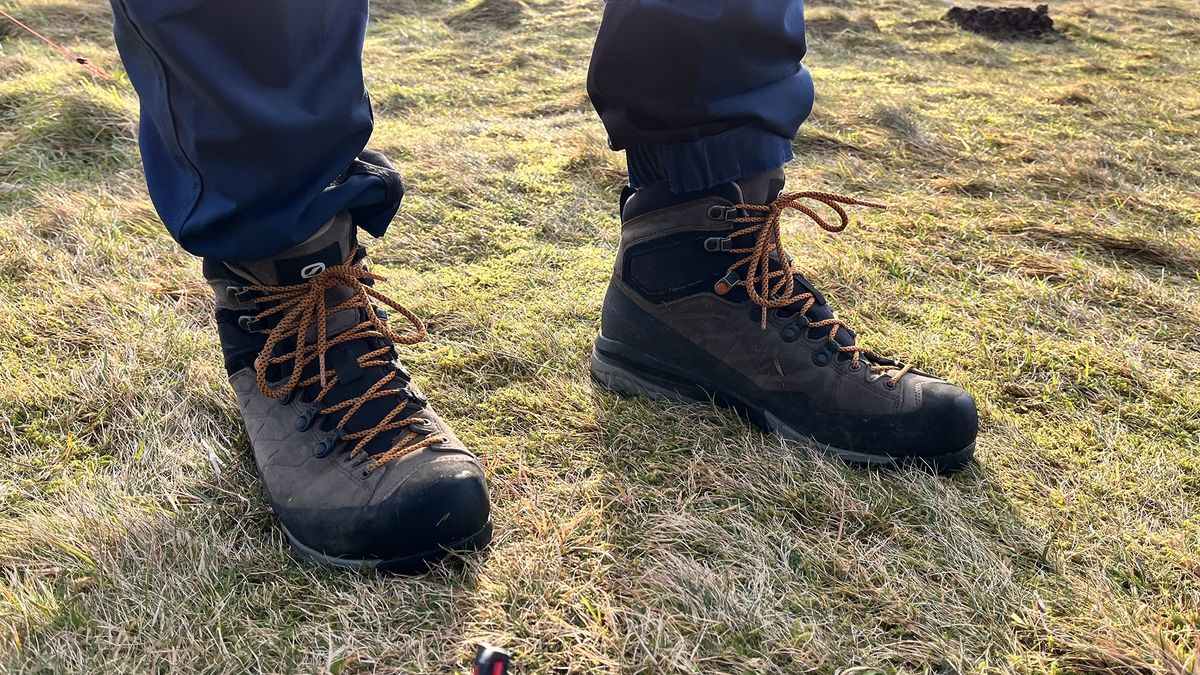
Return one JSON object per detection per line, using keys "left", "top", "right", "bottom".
{"left": 805, "top": 10, "right": 880, "bottom": 37}
{"left": 944, "top": 4, "right": 1058, "bottom": 37}
{"left": 446, "top": 0, "right": 529, "bottom": 30}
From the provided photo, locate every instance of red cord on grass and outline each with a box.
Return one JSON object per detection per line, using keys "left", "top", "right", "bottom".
{"left": 1, "top": 9, "right": 111, "bottom": 80}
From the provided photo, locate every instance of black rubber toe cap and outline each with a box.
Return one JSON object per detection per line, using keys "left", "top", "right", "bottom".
{"left": 276, "top": 456, "right": 492, "bottom": 562}
{"left": 905, "top": 382, "right": 978, "bottom": 458}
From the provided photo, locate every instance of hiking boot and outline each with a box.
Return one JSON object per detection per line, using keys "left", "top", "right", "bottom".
{"left": 205, "top": 213, "right": 492, "bottom": 572}
{"left": 591, "top": 169, "right": 978, "bottom": 472}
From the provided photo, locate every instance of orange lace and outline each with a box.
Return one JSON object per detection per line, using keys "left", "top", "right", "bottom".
{"left": 247, "top": 250, "right": 444, "bottom": 473}
{"left": 726, "top": 191, "right": 913, "bottom": 385}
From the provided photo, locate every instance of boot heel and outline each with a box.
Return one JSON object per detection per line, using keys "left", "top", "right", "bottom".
{"left": 590, "top": 344, "right": 708, "bottom": 404}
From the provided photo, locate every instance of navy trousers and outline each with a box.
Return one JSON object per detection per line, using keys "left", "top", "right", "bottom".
{"left": 110, "top": 0, "right": 812, "bottom": 261}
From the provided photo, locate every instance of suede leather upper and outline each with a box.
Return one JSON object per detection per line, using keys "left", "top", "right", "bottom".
{"left": 206, "top": 214, "right": 491, "bottom": 563}
{"left": 597, "top": 171, "right": 978, "bottom": 463}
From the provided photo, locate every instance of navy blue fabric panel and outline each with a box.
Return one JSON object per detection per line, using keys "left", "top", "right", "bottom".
{"left": 110, "top": 0, "right": 399, "bottom": 261}
{"left": 112, "top": 0, "right": 812, "bottom": 257}
{"left": 588, "top": 0, "right": 813, "bottom": 191}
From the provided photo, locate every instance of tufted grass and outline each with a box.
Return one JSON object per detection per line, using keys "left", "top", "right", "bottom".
{"left": 0, "top": 0, "right": 1197, "bottom": 672}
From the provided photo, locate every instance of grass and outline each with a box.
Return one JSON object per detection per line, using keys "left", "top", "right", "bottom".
{"left": 0, "top": 0, "right": 1198, "bottom": 671}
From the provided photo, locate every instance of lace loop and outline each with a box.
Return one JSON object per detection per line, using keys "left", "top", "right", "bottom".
{"left": 243, "top": 249, "right": 445, "bottom": 472}
{"left": 725, "top": 191, "right": 913, "bottom": 385}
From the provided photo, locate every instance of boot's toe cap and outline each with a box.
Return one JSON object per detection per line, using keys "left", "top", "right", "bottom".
{"left": 903, "top": 381, "right": 978, "bottom": 460}
{"left": 276, "top": 455, "right": 492, "bottom": 568}
{"left": 377, "top": 456, "right": 492, "bottom": 556}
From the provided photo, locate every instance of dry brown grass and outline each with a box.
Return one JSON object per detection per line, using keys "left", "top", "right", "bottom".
{"left": 0, "top": 0, "right": 1198, "bottom": 672}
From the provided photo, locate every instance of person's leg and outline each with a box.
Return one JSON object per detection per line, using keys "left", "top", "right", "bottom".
{"left": 110, "top": 0, "right": 400, "bottom": 261}
{"left": 587, "top": 0, "right": 979, "bottom": 472}
{"left": 588, "top": 0, "right": 813, "bottom": 192}
{"left": 111, "top": 0, "right": 492, "bottom": 571}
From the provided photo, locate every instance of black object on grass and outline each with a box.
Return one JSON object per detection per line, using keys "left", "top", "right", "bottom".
{"left": 945, "top": 4, "right": 1058, "bottom": 37}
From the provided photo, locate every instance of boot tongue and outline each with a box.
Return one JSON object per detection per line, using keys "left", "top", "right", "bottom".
{"left": 226, "top": 213, "right": 357, "bottom": 286}
{"left": 734, "top": 167, "right": 787, "bottom": 206}
{"left": 223, "top": 214, "right": 425, "bottom": 456}
{"left": 239, "top": 211, "right": 369, "bottom": 399}
{"left": 730, "top": 173, "right": 856, "bottom": 350}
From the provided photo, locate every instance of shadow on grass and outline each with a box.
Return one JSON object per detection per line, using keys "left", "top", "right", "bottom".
{"left": 585, "top": 387, "right": 1056, "bottom": 670}
{"left": 0, "top": 431, "right": 491, "bottom": 671}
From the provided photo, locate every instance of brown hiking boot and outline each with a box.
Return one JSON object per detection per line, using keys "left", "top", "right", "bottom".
{"left": 205, "top": 213, "right": 492, "bottom": 572}
{"left": 591, "top": 169, "right": 978, "bottom": 472}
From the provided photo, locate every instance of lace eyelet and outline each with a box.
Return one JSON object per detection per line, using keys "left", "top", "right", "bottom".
{"left": 704, "top": 237, "right": 733, "bottom": 252}
{"left": 313, "top": 429, "right": 345, "bottom": 458}
{"left": 884, "top": 379, "right": 898, "bottom": 389}
{"left": 708, "top": 205, "right": 736, "bottom": 221}
{"left": 225, "top": 286, "right": 251, "bottom": 302}
{"left": 237, "top": 315, "right": 264, "bottom": 332}
{"left": 848, "top": 361, "right": 862, "bottom": 372}
{"left": 295, "top": 406, "right": 321, "bottom": 432}
{"left": 411, "top": 418, "right": 437, "bottom": 434}
{"left": 358, "top": 467, "right": 372, "bottom": 480}
{"left": 715, "top": 270, "right": 740, "bottom": 296}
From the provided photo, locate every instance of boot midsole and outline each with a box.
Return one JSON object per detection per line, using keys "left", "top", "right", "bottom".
{"left": 281, "top": 520, "right": 494, "bottom": 573}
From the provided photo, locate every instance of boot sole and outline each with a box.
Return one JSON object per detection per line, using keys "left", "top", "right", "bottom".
{"left": 280, "top": 520, "right": 494, "bottom": 575}
{"left": 591, "top": 338, "right": 974, "bottom": 474}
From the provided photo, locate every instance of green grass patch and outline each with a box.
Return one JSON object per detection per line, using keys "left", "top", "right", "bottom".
{"left": 0, "top": 0, "right": 1197, "bottom": 671}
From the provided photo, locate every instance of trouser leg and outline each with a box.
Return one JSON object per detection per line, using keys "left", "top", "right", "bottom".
{"left": 110, "top": 0, "right": 401, "bottom": 261}
{"left": 587, "top": 0, "right": 813, "bottom": 192}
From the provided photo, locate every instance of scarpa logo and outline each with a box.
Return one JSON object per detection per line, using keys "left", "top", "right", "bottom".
{"left": 300, "top": 262, "right": 327, "bottom": 279}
